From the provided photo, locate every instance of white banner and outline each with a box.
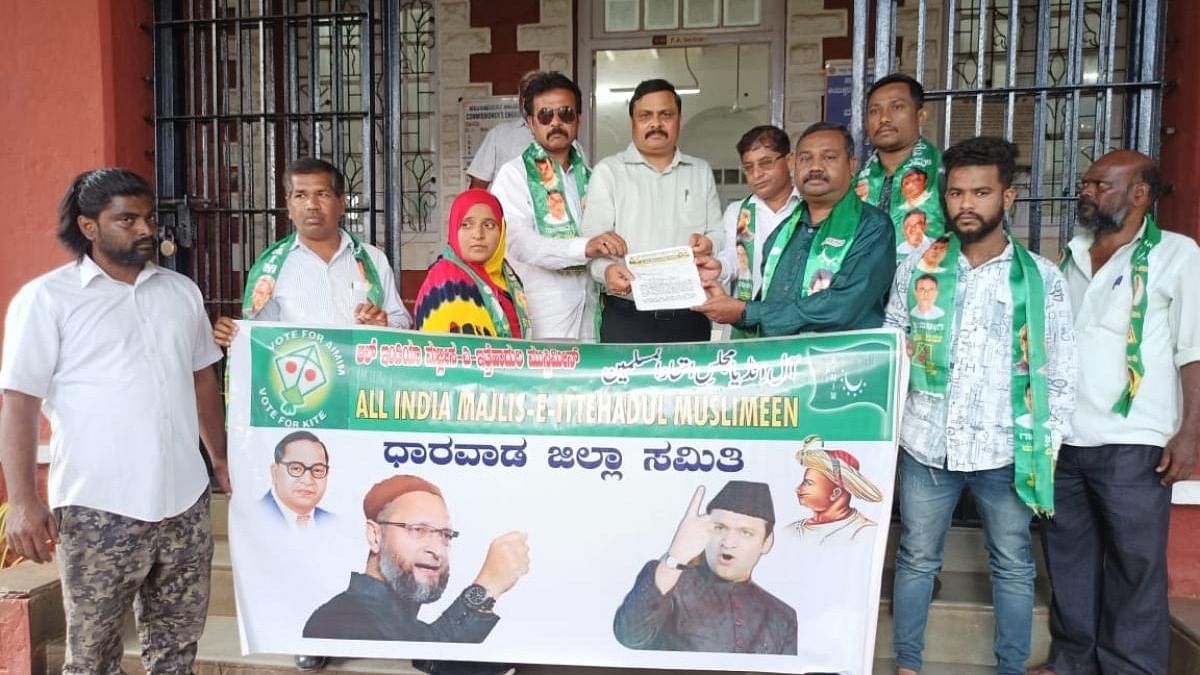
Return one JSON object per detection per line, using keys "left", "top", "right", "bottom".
{"left": 226, "top": 323, "right": 908, "bottom": 673}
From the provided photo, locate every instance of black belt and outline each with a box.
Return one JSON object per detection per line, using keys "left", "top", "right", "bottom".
{"left": 604, "top": 295, "right": 698, "bottom": 320}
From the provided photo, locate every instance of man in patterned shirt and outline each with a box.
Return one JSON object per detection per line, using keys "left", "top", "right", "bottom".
{"left": 884, "top": 137, "right": 1077, "bottom": 675}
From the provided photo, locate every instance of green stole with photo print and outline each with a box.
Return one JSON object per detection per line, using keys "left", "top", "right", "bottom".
{"left": 521, "top": 140, "right": 602, "bottom": 338}
{"left": 738, "top": 190, "right": 862, "bottom": 338}
{"left": 241, "top": 229, "right": 384, "bottom": 318}
{"left": 1059, "top": 213, "right": 1161, "bottom": 416}
{"left": 522, "top": 141, "right": 589, "bottom": 240}
{"left": 731, "top": 197, "right": 764, "bottom": 339}
{"left": 856, "top": 137, "right": 945, "bottom": 262}
{"left": 907, "top": 234, "right": 1056, "bottom": 516}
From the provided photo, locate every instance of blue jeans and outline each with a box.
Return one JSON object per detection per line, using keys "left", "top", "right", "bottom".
{"left": 892, "top": 450, "right": 1035, "bottom": 675}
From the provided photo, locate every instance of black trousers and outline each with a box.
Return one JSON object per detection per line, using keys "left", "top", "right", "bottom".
{"left": 599, "top": 295, "right": 711, "bottom": 344}
{"left": 1040, "top": 443, "right": 1172, "bottom": 675}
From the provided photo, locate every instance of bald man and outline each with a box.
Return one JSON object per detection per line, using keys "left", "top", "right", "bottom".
{"left": 1036, "top": 150, "right": 1200, "bottom": 675}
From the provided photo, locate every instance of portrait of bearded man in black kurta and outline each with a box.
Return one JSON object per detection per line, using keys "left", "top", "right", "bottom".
{"left": 613, "top": 480, "right": 797, "bottom": 654}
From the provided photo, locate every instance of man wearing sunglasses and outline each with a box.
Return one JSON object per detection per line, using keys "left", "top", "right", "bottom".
{"left": 491, "top": 71, "right": 626, "bottom": 340}
{"left": 303, "top": 475, "right": 529, "bottom": 658}
{"left": 261, "top": 431, "right": 335, "bottom": 529}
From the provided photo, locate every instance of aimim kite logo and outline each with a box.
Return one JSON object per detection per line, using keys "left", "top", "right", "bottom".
{"left": 275, "top": 344, "right": 328, "bottom": 412}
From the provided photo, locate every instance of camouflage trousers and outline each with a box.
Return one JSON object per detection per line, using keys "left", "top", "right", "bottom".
{"left": 55, "top": 490, "right": 213, "bottom": 675}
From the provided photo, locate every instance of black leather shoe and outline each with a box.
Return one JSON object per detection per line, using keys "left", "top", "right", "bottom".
{"left": 295, "top": 655, "right": 329, "bottom": 671}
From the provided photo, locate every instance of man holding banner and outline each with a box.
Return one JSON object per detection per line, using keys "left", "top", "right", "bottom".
{"left": 856, "top": 74, "right": 947, "bottom": 263}
{"left": 1036, "top": 150, "right": 1200, "bottom": 675}
{"left": 884, "top": 137, "right": 1077, "bottom": 675}
{"left": 693, "top": 122, "right": 895, "bottom": 336}
{"left": 490, "top": 71, "right": 627, "bottom": 340}
{"left": 212, "top": 157, "right": 409, "bottom": 672}
{"left": 212, "top": 157, "right": 411, "bottom": 349}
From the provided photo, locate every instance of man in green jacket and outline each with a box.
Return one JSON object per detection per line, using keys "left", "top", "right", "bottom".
{"left": 693, "top": 122, "right": 895, "bottom": 336}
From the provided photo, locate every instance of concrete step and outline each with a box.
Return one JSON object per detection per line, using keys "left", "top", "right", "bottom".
{"left": 875, "top": 571, "right": 1051, "bottom": 667}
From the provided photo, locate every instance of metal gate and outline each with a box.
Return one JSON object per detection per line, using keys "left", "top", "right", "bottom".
{"left": 847, "top": 0, "right": 1164, "bottom": 254}
{"left": 152, "top": 0, "right": 437, "bottom": 318}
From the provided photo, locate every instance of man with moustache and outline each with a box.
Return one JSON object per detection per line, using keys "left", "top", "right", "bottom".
{"left": 884, "top": 137, "right": 1076, "bottom": 675}
{"left": 897, "top": 210, "right": 931, "bottom": 255}
{"left": 0, "top": 169, "right": 228, "bottom": 675}
{"left": 304, "top": 475, "right": 529, "bottom": 649}
{"left": 856, "top": 74, "right": 947, "bottom": 262}
{"left": 613, "top": 481, "right": 797, "bottom": 654}
{"left": 1033, "top": 151, "right": 1200, "bottom": 675}
{"left": 693, "top": 122, "right": 895, "bottom": 336}
{"left": 490, "top": 71, "right": 627, "bottom": 340}
{"left": 467, "top": 70, "right": 540, "bottom": 190}
{"left": 212, "top": 158, "right": 411, "bottom": 349}
{"left": 580, "top": 78, "right": 729, "bottom": 343}
{"left": 211, "top": 157, "right": 409, "bottom": 671}
{"left": 716, "top": 125, "right": 800, "bottom": 338}
{"left": 788, "top": 446, "right": 883, "bottom": 545}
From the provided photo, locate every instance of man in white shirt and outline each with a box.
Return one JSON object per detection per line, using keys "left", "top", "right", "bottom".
{"left": 719, "top": 125, "right": 800, "bottom": 306}
{"left": 467, "top": 70, "right": 539, "bottom": 189}
{"left": 213, "top": 158, "right": 411, "bottom": 347}
{"left": 1035, "top": 150, "right": 1200, "bottom": 675}
{"left": 490, "top": 71, "right": 627, "bottom": 340}
{"left": 884, "top": 138, "right": 1076, "bottom": 675}
{"left": 579, "top": 78, "right": 728, "bottom": 343}
{"left": 212, "top": 159, "right": 409, "bottom": 671}
{"left": 0, "top": 168, "right": 228, "bottom": 675}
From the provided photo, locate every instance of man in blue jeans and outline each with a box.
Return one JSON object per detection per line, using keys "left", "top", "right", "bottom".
{"left": 883, "top": 136, "right": 1077, "bottom": 675}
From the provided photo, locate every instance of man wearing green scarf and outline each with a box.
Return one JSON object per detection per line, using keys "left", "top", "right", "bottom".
{"left": 693, "top": 123, "right": 894, "bottom": 336}
{"left": 211, "top": 158, "right": 411, "bottom": 351}
{"left": 1034, "top": 151, "right": 1200, "bottom": 675}
{"left": 208, "top": 158, "right": 410, "bottom": 672}
{"left": 855, "top": 74, "right": 946, "bottom": 263}
{"left": 885, "top": 137, "right": 1077, "bottom": 675}
{"left": 490, "top": 71, "right": 627, "bottom": 340}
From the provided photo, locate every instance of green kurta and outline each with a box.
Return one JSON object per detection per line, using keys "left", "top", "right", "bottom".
{"left": 737, "top": 200, "right": 895, "bottom": 336}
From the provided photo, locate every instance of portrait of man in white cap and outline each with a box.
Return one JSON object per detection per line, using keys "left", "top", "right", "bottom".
{"left": 788, "top": 440, "right": 884, "bottom": 545}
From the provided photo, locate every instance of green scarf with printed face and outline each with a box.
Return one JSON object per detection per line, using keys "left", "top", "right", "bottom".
{"left": 748, "top": 188, "right": 862, "bottom": 330}
{"left": 856, "top": 138, "right": 945, "bottom": 263}
{"left": 241, "top": 229, "right": 383, "bottom": 318}
{"left": 730, "top": 198, "right": 761, "bottom": 340}
{"left": 907, "top": 234, "right": 1056, "bottom": 516}
{"left": 1060, "top": 213, "right": 1161, "bottom": 416}
{"left": 521, "top": 141, "right": 589, "bottom": 239}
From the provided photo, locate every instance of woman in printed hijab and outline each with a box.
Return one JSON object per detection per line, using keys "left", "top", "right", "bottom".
{"left": 414, "top": 189, "right": 530, "bottom": 338}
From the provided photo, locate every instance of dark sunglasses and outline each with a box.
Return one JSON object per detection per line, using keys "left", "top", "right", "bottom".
{"left": 535, "top": 106, "right": 577, "bottom": 125}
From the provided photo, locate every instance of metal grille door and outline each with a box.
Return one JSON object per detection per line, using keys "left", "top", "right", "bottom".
{"left": 847, "top": 0, "right": 1164, "bottom": 253}
{"left": 153, "top": 0, "right": 437, "bottom": 317}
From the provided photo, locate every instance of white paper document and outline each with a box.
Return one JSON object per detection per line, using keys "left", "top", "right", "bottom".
{"left": 625, "top": 245, "right": 706, "bottom": 311}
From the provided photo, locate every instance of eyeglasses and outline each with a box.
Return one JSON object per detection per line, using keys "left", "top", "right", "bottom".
{"left": 741, "top": 154, "right": 787, "bottom": 175}
{"left": 376, "top": 521, "right": 460, "bottom": 544}
{"left": 279, "top": 461, "right": 329, "bottom": 479}
{"left": 535, "top": 106, "right": 578, "bottom": 125}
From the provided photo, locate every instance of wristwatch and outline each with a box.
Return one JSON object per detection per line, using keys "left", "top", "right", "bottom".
{"left": 462, "top": 583, "right": 496, "bottom": 613}
{"left": 660, "top": 552, "right": 689, "bottom": 571}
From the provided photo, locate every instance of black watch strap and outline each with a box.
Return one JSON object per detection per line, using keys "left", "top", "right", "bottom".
{"left": 461, "top": 583, "right": 496, "bottom": 613}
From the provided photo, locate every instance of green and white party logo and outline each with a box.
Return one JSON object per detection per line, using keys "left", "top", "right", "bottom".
{"left": 252, "top": 327, "right": 349, "bottom": 428}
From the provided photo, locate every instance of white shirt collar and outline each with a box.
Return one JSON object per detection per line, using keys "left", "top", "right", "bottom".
{"left": 78, "top": 255, "right": 160, "bottom": 289}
